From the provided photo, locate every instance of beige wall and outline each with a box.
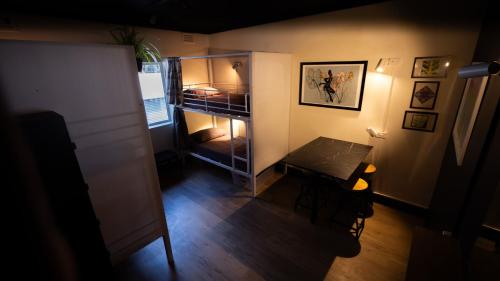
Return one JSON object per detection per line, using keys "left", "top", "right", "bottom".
{"left": 215, "top": 117, "right": 247, "bottom": 138}
{"left": 182, "top": 58, "right": 210, "bottom": 86}
{"left": 211, "top": 56, "right": 250, "bottom": 93}
{"left": 181, "top": 58, "right": 213, "bottom": 134}
{"left": 209, "top": 1, "right": 481, "bottom": 207}
{"left": 0, "top": 14, "right": 210, "bottom": 153}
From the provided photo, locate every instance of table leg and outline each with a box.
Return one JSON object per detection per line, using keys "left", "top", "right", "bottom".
{"left": 311, "top": 184, "right": 319, "bottom": 223}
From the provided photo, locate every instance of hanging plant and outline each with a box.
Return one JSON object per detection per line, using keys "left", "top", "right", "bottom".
{"left": 110, "top": 26, "right": 161, "bottom": 71}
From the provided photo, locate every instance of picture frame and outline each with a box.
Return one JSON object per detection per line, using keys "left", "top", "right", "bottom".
{"left": 452, "top": 76, "right": 489, "bottom": 166}
{"left": 410, "top": 81, "right": 440, "bottom": 110}
{"left": 411, "top": 56, "right": 451, "bottom": 78}
{"left": 299, "top": 61, "right": 367, "bottom": 111}
{"left": 402, "top": 111, "right": 438, "bottom": 132}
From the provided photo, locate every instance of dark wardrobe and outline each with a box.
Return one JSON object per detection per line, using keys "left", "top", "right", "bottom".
{"left": 17, "top": 111, "right": 112, "bottom": 281}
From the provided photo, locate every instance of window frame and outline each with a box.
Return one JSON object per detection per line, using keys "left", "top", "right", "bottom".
{"left": 139, "top": 62, "right": 173, "bottom": 129}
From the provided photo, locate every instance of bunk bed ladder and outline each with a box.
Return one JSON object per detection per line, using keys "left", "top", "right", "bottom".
{"left": 229, "top": 117, "right": 251, "bottom": 175}
{"left": 230, "top": 117, "right": 235, "bottom": 169}
{"left": 204, "top": 94, "right": 209, "bottom": 112}
{"left": 245, "top": 119, "right": 250, "bottom": 174}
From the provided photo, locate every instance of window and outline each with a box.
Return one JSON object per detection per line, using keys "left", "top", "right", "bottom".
{"left": 138, "top": 63, "right": 170, "bottom": 128}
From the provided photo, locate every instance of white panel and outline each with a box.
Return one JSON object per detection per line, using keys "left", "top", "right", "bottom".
{"left": 0, "top": 40, "right": 169, "bottom": 262}
{"left": 251, "top": 52, "right": 291, "bottom": 175}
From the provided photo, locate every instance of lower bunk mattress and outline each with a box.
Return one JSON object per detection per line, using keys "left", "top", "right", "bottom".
{"left": 190, "top": 134, "right": 249, "bottom": 173}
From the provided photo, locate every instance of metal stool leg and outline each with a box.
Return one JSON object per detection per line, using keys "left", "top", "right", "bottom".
{"left": 331, "top": 185, "right": 370, "bottom": 240}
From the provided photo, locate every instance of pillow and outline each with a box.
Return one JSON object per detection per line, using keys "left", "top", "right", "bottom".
{"left": 190, "top": 128, "right": 227, "bottom": 143}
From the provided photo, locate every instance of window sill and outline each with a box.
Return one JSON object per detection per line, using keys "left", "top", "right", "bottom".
{"left": 149, "top": 121, "right": 173, "bottom": 129}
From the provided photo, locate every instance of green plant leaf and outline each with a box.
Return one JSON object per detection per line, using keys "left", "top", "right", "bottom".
{"left": 109, "top": 25, "right": 162, "bottom": 62}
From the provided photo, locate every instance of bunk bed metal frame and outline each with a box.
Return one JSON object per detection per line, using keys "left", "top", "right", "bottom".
{"left": 177, "top": 51, "right": 292, "bottom": 198}
{"left": 179, "top": 53, "right": 254, "bottom": 183}
{"left": 182, "top": 82, "right": 250, "bottom": 115}
{"left": 185, "top": 114, "right": 251, "bottom": 178}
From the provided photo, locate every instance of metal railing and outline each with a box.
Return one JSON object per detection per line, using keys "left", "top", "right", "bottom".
{"left": 182, "top": 83, "right": 250, "bottom": 115}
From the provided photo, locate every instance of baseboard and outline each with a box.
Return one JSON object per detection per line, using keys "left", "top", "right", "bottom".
{"left": 372, "top": 192, "right": 429, "bottom": 218}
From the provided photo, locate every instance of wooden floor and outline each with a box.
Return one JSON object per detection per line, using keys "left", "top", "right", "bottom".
{"left": 113, "top": 159, "right": 422, "bottom": 281}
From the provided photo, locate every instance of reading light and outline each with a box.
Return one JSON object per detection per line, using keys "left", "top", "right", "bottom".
{"left": 375, "top": 59, "right": 384, "bottom": 73}
{"left": 232, "top": 62, "right": 242, "bottom": 70}
{"left": 374, "top": 58, "right": 399, "bottom": 74}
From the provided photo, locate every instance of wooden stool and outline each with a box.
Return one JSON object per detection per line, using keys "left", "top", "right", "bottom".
{"left": 331, "top": 178, "right": 371, "bottom": 240}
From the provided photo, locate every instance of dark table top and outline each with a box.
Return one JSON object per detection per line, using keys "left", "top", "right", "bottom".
{"left": 284, "top": 137, "right": 373, "bottom": 181}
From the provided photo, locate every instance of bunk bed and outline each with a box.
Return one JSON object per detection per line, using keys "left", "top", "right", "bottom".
{"left": 178, "top": 52, "right": 291, "bottom": 196}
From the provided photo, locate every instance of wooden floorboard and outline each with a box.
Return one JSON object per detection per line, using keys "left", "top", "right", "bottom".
{"left": 113, "top": 159, "right": 422, "bottom": 281}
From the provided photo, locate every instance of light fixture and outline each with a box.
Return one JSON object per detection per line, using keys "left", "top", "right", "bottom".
{"left": 445, "top": 61, "right": 450, "bottom": 67}
{"left": 374, "top": 58, "right": 400, "bottom": 74}
{"left": 458, "top": 61, "right": 500, "bottom": 78}
{"left": 232, "top": 61, "right": 242, "bottom": 70}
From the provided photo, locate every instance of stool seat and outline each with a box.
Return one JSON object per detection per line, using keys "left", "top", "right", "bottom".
{"left": 364, "top": 163, "right": 377, "bottom": 174}
{"left": 353, "top": 178, "right": 369, "bottom": 191}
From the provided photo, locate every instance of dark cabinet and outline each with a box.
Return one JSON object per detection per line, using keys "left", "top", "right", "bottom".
{"left": 17, "top": 111, "right": 112, "bottom": 281}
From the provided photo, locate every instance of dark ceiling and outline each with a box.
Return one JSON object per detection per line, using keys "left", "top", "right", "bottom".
{"left": 2, "top": 0, "right": 387, "bottom": 34}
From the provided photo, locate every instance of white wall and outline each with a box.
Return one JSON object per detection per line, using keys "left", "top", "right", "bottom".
{"left": 0, "top": 14, "right": 210, "bottom": 153}
{"left": 209, "top": 1, "right": 481, "bottom": 207}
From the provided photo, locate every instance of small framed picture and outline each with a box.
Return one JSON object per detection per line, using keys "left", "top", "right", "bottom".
{"left": 410, "top": 81, "right": 440, "bottom": 110}
{"left": 402, "top": 111, "right": 438, "bottom": 132}
{"left": 411, "top": 56, "right": 451, "bottom": 78}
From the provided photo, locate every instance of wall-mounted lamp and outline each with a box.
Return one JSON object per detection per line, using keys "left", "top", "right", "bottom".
{"left": 375, "top": 58, "right": 400, "bottom": 74}
{"left": 232, "top": 61, "right": 242, "bottom": 70}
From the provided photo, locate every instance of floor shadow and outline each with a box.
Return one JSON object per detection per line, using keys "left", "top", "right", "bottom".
{"left": 208, "top": 174, "right": 361, "bottom": 281}
{"left": 260, "top": 174, "right": 371, "bottom": 234}
{"left": 116, "top": 159, "right": 366, "bottom": 281}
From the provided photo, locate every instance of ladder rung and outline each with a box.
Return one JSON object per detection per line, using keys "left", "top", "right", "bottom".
{"left": 233, "top": 155, "right": 247, "bottom": 162}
